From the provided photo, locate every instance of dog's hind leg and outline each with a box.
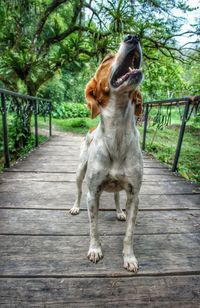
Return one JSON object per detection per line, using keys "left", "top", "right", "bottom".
{"left": 114, "top": 192, "right": 126, "bottom": 221}
{"left": 69, "top": 162, "right": 87, "bottom": 215}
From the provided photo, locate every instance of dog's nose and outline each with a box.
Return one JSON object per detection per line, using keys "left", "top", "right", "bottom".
{"left": 124, "top": 35, "right": 139, "bottom": 44}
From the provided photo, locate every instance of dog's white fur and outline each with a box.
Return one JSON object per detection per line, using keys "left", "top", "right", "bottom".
{"left": 70, "top": 38, "right": 143, "bottom": 272}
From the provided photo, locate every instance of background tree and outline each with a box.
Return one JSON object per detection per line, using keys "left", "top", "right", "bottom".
{"left": 0, "top": 0, "right": 199, "bottom": 96}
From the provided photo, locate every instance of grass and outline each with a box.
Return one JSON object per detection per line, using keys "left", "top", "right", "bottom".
{"left": 138, "top": 125, "right": 200, "bottom": 183}
{"left": 139, "top": 106, "right": 200, "bottom": 183}
{"left": 52, "top": 117, "right": 99, "bottom": 134}
{"left": 51, "top": 114, "right": 200, "bottom": 184}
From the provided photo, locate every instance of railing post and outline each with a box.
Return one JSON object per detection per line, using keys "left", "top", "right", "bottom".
{"left": 142, "top": 104, "right": 149, "bottom": 151}
{"left": 1, "top": 93, "right": 10, "bottom": 168}
{"left": 34, "top": 100, "right": 38, "bottom": 147}
{"left": 49, "top": 102, "right": 52, "bottom": 137}
{"left": 172, "top": 100, "right": 190, "bottom": 172}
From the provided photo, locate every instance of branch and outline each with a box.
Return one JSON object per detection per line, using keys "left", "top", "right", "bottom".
{"left": 31, "top": 0, "right": 68, "bottom": 49}
{"left": 163, "top": 30, "right": 199, "bottom": 45}
{"left": 143, "top": 53, "right": 158, "bottom": 61}
{"left": 38, "top": 0, "right": 84, "bottom": 54}
{"left": 84, "top": 1, "right": 106, "bottom": 29}
{"left": 143, "top": 36, "right": 199, "bottom": 63}
{"left": 181, "top": 40, "right": 200, "bottom": 48}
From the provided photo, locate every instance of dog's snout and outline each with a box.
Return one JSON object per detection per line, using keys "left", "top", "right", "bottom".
{"left": 124, "top": 35, "right": 139, "bottom": 45}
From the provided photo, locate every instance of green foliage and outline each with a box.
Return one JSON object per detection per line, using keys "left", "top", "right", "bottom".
{"left": 137, "top": 106, "right": 200, "bottom": 183}
{"left": 138, "top": 124, "right": 200, "bottom": 183}
{"left": 52, "top": 117, "right": 99, "bottom": 134}
{"left": 190, "top": 113, "right": 200, "bottom": 128}
{"left": 52, "top": 102, "right": 89, "bottom": 119}
{"left": 141, "top": 54, "right": 190, "bottom": 101}
{"left": 0, "top": 114, "right": 48, "bottom": 170}
{"left": 0, "top": 0, "right": 199, "bottom": 98}
{"left": 8, "top": 114, "right": 26, "bottom": 152}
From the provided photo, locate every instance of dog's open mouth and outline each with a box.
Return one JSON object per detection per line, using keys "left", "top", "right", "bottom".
{"left": 112, "top": 68, "right": 141, "bottom": 88}
{"left": 111, "top": 44, "right": 142, "bottom": 88}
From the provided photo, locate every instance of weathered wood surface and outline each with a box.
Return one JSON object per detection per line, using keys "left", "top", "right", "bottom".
{"left": 0, "top": 132, "right": 200, "bottom": 307}
{"left": 0, "top": 180, "right": 199, "bottom": 195}
{"left": 0, "top": 233, "right": 200, "bottom": 276}
{"left": 1, "top": 170, "right": 185, "bottom": 182}
{"left": 0, "top": 209, "right": 199, "bottom": 235}
{"left": 0, "top": 276, "right": 199, "bottom": 308}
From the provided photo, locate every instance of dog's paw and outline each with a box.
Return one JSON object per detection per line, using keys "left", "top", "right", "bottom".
{"left": 117, "top": 211, "right": 126, "bottom": 221}
{"left": 123, "top": 255, "right": 139, "bottom": 272}
{"left": 87, "top": 246, "right": 103, "bottom": 263}
{"left": 69, "top": 206, "right": 80, "bottom": 215}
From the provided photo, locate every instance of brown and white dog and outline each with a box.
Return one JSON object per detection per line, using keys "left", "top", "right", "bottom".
{"left": 70, "top": 35, "right": 143, "bottom": 272}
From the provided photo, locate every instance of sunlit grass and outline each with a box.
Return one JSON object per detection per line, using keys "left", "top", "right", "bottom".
{"left": 51, "top": 117, "right": 99, "bottom": 134}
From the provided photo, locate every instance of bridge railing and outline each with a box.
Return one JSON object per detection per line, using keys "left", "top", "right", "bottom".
{"left": 142, "top": 95, "right": 200, "bottom": 172}
{"left": 0, "top": 88, "right": 52, "bottom": 168}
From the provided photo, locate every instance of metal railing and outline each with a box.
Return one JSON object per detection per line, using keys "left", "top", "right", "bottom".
{"left": 142, "top": 95, "right": 200, "bottom": 172}
{"left": 0, "top": 88, "right": 52, "bottom": 168}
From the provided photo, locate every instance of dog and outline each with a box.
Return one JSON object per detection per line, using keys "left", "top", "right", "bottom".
{"left": 69, "top": 35, "right": 143, "bottom": 272}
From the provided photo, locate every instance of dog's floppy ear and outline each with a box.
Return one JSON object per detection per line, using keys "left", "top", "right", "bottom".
{"left": 85, "top": 77, "right": 100, "bottom": 119}
{"left": 132, "top": 90, "right": 143, "bottom": 116}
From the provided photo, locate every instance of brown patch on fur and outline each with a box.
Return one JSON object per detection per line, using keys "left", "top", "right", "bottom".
{"left": 85, "top": 54, "right": 143, "bottom": 118}
{"left": 85, "top": 56, "right": 115, "bottom": 118}
{"left": 132, "top": 90, "right": 143, "bottom": 116}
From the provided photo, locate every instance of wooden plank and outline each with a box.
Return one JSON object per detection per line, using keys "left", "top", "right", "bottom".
{"left": 0, "top": 209, "right": 199, "bottom": 235}
{"left": 0, "top": 188, "right": 199, "bottom": 210}
{"left": 10, "top": 153, "right": 168, "bottom": 166}
{"left": 8, "top": 161, "right": 170, "bottom": 172}
{"left": 26, "top": 146, "right": 153, "bottom": 162}
{"left": 0, "top": 181, "right": 199, "bottom": 196}
{"left": 1, "top": 171, "right": 185, "bottom": 182}
{"left": 0, "top": 276, "right": 199, "bottom": 307}
{"left": 40, "top": 144, "right": 80, "bottom": 149}
{"left": 0, "top": 233, "right": 199, "bottom": 276}
{"left": 12, "top": 153, "right": 162, "bottom": 165}
{"left": 7, "top": 166, "right": 173, "bottom": 175}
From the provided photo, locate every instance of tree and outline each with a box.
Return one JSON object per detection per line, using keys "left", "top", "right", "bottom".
{"left": 0, "top": 0, "right": 199, "bottom": 96}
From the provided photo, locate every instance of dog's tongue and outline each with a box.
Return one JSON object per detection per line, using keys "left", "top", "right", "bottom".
{"left": 115, "top": 68, "right": 139, "bottom": 87}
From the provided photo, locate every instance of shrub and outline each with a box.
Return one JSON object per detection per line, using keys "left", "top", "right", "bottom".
{"left": 52, "top": 102, "right": 90, "bottom": 119}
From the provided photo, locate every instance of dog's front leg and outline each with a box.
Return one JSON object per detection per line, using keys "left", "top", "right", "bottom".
{"left": 87, "top": 189, "right": 103, "bottom": 263}
{"left": 123, "top": 188, "right": 139, "bottom": 272}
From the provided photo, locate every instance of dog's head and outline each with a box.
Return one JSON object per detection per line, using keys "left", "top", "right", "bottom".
{"left": 85, "top": 35, "right": 143, "bottom": 118}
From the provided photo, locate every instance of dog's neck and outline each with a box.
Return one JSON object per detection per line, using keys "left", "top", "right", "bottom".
{"left": 99, "top": 94, "right": 137, "bottom": 160}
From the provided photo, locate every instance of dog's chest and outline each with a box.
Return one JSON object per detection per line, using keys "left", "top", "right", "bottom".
{"left": 101, "top": 178, "right": 125, "bottom": 192}
{"left": 101, "top": 166, "right": 129, "bottom": 192}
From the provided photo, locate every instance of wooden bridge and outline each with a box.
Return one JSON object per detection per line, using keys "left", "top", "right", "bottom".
{"left": 0, "top": 132, "right": 200, "bottom": 307}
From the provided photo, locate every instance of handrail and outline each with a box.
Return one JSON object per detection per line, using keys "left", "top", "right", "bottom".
{"left": 143, "top": 95, "right": 200, "bottom": 106}
{"left": 142, "top": 95, "right": 200, "bottom": 172}
{"left": 0, "top": 88, "right": 51, "bottom": 102}
{"left": 0, "top": 88, "right": 52, "bottom": 168}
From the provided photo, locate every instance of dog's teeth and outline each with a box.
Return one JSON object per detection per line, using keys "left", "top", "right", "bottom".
{"left": 129, "top": 67, "right": 133, "bottom": 72}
